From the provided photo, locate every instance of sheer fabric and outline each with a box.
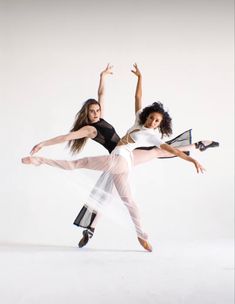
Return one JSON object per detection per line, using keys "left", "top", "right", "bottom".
{"left": 90, "top": 118, "right": 120, "bottom": 153}
{"left": 28, "top": 129, "right": 192, "bottom": 238}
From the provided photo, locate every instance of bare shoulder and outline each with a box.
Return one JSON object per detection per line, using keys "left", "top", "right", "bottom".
{"left": 79, "top": 125, "right": 97, "bottom": 138}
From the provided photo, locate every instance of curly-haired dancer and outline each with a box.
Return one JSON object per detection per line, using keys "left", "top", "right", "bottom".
{"left": 22, "top": 64, "right": 218, "bottom": 251}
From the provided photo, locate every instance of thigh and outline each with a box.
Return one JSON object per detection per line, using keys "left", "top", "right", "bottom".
{"left": 132, "top": 148, "right": 159, "bottom": 166}
{"left": 112, "top": 173, "right": 132, "bottom": 199}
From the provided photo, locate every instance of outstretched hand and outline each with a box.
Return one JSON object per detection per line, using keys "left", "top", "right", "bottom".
{"left": 30, "top": 143, "right": 43, "bottom": 155}
{"left": 100, "top": 63, "right": 113, "bottom": 77}
{"left": 131, "top": 63, "right": 141, "bottom": 77}
{"left": 193, "top": 160, "right": 206, "bottom": 174}
{"left": 22, "top": 156, "right": 41, "bottom": 166}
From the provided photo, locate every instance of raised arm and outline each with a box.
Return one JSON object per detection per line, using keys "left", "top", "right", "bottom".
{"left": 131, "top": 63, "right": 142, "bottom": 113}
{"left": 97, "top": 63, "right": 113, "bottom": 118}
{"left": 160, "top": 143, "right": 205, "bottom": 174}
{"left": 30, "top": 125, "right": 97, "bottom": 155}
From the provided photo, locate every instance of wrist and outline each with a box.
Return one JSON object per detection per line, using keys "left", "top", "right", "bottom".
{"left": 191, "top": 158, "right": 197, "bottom": 164}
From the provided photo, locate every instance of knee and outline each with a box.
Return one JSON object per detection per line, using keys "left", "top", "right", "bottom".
{"left": 77, "top": 157, "right": 88, "bottom": 168}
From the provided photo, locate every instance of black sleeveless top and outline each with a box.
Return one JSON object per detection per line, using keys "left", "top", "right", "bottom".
{"left": 90, "top": 119, "right": 120, "bottom": 154}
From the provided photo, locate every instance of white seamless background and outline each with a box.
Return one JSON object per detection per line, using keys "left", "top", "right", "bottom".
{"left": 0, "top": 0, "right": 233, "bottom": 245}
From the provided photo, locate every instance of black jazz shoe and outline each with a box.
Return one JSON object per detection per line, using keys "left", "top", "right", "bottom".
{"left": 195, "top": 141, "right": 219, "bottom": 152}
{"left": 78, "top": 227, "right": 95, "bottom": 248}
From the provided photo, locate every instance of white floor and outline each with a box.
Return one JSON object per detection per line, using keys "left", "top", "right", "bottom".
{"left": 0, "top": 239, "right": 233, "bottom": 304}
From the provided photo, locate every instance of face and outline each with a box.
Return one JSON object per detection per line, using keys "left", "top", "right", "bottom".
{"left": 144, "top": 112, "right": 163, "bottom": 129}
{"left": 88, "top": 104, "right": 101, "bottom": 123}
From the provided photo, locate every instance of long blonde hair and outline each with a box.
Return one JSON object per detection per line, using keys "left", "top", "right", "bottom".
{"left": 68, "top": 99, "right": 101, "bottom": 154}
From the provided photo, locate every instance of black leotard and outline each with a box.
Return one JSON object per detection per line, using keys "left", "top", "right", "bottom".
{"left": 90, "top": 119, "right": 120, "bottom": 154}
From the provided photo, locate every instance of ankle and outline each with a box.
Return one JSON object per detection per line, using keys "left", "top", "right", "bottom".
{"left": 195, "top": 140, "right": 219, "bottom": 152}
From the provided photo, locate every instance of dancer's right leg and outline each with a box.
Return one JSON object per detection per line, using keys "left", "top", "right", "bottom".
{"left": 22, "top": 154, "right": 132, "bottom": 174}
{"left": 22, "top": 155, "right": 112, "bottom": 171}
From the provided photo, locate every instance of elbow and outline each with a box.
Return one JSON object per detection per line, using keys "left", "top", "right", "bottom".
{"left": 161, "top": 144, "right": 178, "bottom": 156}
{"left": 63, "top": 134, "right": 72, "bottom": 142}
{"left": 172, "top": 148, "right": 181, "bottom": 157}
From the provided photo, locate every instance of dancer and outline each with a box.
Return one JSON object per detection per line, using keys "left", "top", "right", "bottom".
{"left": 26, "top": 101, "right": 205, "bottom": 252}
{"left": 22, "top": 64, "right": 218, "bottom": 251}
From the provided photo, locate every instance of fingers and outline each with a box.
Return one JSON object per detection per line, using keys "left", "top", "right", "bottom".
{"left": 201, "top": 167, "right": 206, "bottom": 173}
{"left": 104, "top": 63, "right": 141, "bottom": 75}
{"left": 106, "top": 63, "right": 113, "bottom": 73}
{"left": 22, "top": 156, "right": 41, "bottom": 166}
{"left": 101, "top": 63, "right": 113, "bottom": 75}
{"left": 30, "top": 144, "right": 41, "bottom": 155}
{"left": 21, "top": 157, "right": 27, "bottom": 164}
{"left": 30, "top": 148, "right": 36, "bottom": 155}
{"left": 132, "top": 63, "right": 137, "bottom": 71}
{"left": 199, "top": 163, "right": 206, "bottom": 173}
{"left": 195, "top": 163, "right": 206, "bottom": 174}
{"left": 131, "top": 63, "right": 141, "bottom": 77}
{"left": 21, "top": 156, "right": 31, "bottom": 164}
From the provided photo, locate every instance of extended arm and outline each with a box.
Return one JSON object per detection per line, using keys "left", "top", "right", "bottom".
{"left": 131, "top": 63, "right": 142, "bottom": 113}
{"left": 30, "top": 125, "right": 97, "bottom": 155}
{"left": 97, "top": 63, "right": 113, "bottom": 118}
{"left": 160, "top": 143, "right": 205, "bottom": 173}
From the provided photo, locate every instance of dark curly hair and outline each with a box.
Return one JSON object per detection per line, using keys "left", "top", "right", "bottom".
{"left": 139, "top": 102, "right": 172, "bottom": 137}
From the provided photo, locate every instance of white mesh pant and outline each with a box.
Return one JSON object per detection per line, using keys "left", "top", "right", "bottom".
{"left": 25, "top": 130, "right": 193, "bottom": 234}
{"left": 28, "top": 151, "right": 147, "bottom": 239}
{"left": 84, "top": 150, "right": 148, "bottom": 240}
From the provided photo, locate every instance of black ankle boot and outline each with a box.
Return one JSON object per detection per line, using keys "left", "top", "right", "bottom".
{"left": 78, "top": 227, "right": 95, "bottom": 248}
{"left": 195, "top": 141, "right": 219, "bottom": 152}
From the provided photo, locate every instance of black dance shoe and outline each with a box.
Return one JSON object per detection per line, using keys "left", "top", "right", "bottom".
{"left": 195, "top": 141, "right": 219, "bottom": 152}
{"left": 78, "top": 227, "right": 95, "bottom": 248}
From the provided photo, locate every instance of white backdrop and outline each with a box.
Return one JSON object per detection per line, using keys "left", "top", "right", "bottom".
{"left": 0, "top": 0, "right": 234, "bottom": 245}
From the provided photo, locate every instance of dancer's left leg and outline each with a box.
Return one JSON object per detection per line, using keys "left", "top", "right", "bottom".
{"left": 112, "top": 173, "right": 152, "bottom": 252}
